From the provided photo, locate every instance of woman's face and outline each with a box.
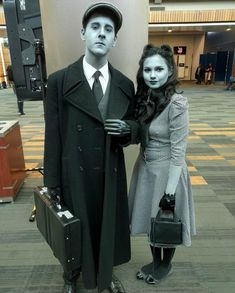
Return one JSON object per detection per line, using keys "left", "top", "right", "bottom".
{"left": 143, "top": 54, "right": 172, "bottom": 89}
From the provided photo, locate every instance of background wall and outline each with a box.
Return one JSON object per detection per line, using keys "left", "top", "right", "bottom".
{"left": 149, "top": 33, "right": 205, "bottom": 80}
{"left": 204, "top": 31, "right": 235, "bottom": 52}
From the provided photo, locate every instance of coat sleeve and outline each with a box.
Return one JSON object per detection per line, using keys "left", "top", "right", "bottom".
{"left": 165, "top": 95, "right": 189, "bottom": 194}
{"left": 120, "top": 80, "right": 140, "bottom": 146}
{"left": 43, "top": 71, "right": 63, "bottom": 188}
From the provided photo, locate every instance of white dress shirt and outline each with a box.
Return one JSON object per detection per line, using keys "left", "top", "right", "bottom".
{"left": 83, "top": 57, "right": 109, "bottom": 94}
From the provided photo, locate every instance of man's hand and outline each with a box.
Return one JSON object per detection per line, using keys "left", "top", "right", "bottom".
{"left": 48, "top": 187, "right": 61, "bottom": 204}
{"left": 104, "top": 119, "right": 130, "bottom": 136}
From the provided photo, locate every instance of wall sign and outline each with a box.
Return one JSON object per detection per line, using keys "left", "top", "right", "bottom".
{"left": 174, "top": 46, "right": 187, "bottom": 55}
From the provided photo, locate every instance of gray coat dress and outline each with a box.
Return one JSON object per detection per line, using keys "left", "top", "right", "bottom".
{"left": 128, "top": 94, "right": 196, "bottom": 247}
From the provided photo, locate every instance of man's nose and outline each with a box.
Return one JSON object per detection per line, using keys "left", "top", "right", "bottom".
{"left": 98, "top": 27, "right": 106, "bottom": 37}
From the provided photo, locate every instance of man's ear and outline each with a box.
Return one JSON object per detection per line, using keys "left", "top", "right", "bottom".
{"left": 112, "top": 36, "right": 117, "bottom": 47}
{"left": 80, "top": 28, "right": 85, "bottom": 40}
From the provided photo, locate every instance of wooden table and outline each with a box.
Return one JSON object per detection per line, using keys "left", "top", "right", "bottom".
{"left": 0, "top": 120, "right": 26, "bottom": 202}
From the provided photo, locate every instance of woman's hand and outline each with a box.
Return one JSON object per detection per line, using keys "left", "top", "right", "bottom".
{"left": 159, "top": 193, "right": 175, "bottom": 211}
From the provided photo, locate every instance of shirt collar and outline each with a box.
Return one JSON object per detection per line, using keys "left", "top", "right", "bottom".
{"left": 83, "top": 57, "right": 109, "bottom": 81}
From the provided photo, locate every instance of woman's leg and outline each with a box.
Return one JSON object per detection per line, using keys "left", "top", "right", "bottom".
{"left": 146, "top": 247, "right": 175, "bottom": 284}
{"left": 136, "top": 245, "right": 161, "bottom": 280}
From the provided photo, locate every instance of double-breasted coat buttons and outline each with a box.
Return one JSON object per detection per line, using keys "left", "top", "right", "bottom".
{"left": 77, "top": 124, "right": 82, "bottom": 131}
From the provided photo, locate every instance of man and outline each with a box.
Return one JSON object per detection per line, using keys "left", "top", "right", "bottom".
{"left": 43, "top": 2, "right": 139, "bottom": 293}
{"left": 195, "top": 64, "right": 205, "bottom": 85}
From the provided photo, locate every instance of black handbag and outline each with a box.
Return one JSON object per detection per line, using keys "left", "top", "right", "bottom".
{"left": 150, "top": 209, "right": 182, "bottom": 245}
{"left": 34, "top": 187, "right": 81, "bottom": 272}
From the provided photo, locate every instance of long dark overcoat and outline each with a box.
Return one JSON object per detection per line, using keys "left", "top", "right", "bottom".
{"left": 43, "top": 56, "right": 139, "bottom": 292}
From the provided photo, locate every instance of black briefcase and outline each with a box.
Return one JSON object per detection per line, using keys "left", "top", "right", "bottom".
{"left": 150, "top": 209, "right": 182, "bottom": 246}
{"left": 34, "top": 187, "right": 81, "bottom": 272}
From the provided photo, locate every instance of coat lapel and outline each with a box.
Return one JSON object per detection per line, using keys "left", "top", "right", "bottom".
{"left": 63, "top": 57, "right": 103, "bottom": 123}
{"left": 63, "top": 58, "right": 132, "bottom": 122}
{"left": 107, "top": 64, "right": 131, "bottom": 119}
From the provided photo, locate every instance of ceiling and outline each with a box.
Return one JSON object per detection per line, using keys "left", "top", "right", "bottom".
{"left": 148, "top": 0, "right": 235, "bottom": 35}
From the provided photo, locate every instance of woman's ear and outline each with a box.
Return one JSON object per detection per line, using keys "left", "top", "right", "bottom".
{"left": 80, "top": 28, "right": 85, "bottom": 40}
{"left": 168, "top": 67, "right": 173, "bottom": 77}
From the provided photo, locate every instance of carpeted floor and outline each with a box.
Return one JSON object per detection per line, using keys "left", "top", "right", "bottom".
{"left": 0, "top": 83, "right": 235, "bottom": 293}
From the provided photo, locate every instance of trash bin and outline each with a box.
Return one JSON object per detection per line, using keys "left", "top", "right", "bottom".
{"left": 0, "top": 120, "right": 26, "bottom": 202}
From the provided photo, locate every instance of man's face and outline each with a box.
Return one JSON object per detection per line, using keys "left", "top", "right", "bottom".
{"left": 81, "top": 15, "right": 117, "bottom": 58}
{"left": 143, "top": 54, "right": 172, "bottom": 89}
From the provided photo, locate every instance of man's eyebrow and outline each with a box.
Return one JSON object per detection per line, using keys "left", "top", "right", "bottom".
{"left": 90, "top": 22, "right": 114, "bottom": 29}
{"left": 90, "top": 21, "right": 99, "bottom": 25}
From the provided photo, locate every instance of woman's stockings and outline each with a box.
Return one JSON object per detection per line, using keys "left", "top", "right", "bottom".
{"left": 136, "top": 245, "right": 161, "bottom": 280}
{"left": 146, "top": 247, "right": 175, "bottom": 284}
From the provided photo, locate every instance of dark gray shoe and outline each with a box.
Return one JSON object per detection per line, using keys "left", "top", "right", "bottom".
{"left": 136, "top": 262, "right": 153, "bottom": 280}
{"left": 145, "top": 264, "right": 173, "bottom": 285}
{"left": 62, "top": 281, "right": 77, "bottom": 293}
{"left": 109, "top": 275, "right": 126, "bottom": 293}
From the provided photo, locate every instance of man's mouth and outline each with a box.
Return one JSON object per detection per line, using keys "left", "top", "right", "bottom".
{"left": 95, "top": 42, "right": 105, "bottom": 46}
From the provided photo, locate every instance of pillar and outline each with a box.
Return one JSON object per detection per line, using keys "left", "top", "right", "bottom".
{"left": 39, "top": 0, "right": 149, "bottom": 185}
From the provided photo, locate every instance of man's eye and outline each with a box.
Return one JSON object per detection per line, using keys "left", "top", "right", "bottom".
{"left": 105, "top": 26, "right": 113, "bottom": 32}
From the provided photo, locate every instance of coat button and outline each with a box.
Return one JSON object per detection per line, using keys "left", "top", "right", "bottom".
{"left": 79, "top": 166, "right": 84, "bottom": 171}
{"left": 77, "top": 146, "right": 82, "bottom": 152}
{"left": 77, "top": 124, "right": 82, "bottom": 131}
{"left": 114, "top": 167, "right": 117, "bottom": 172}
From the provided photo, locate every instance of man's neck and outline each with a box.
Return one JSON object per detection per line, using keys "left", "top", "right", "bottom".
{"left": 84, "top": 51, "right": 108, "bottom": 70}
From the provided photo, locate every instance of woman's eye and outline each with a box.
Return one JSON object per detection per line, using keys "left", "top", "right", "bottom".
{"left": 144, "top": 68, "right": 151, "bottom": 73}
{"left": 155, "top": 67, "right": 164, "bottom": 72}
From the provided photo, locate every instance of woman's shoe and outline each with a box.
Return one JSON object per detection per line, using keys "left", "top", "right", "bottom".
{"left": 136, "top": 271, "right": 145, "bottom": 280}
{"left": 136, "top": 262, "right": 153, "bottom": 280}
{"left": 145, "top": 274, "right": 159, "bottom": 285}
{"left": 145, "top": 264, "right": 173, "bottom": 285}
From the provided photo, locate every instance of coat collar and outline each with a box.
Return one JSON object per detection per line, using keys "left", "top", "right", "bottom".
{"left": 63, "top": 56, "right": 133, "bottom": 123}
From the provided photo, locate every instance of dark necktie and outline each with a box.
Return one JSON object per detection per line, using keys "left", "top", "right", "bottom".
{"left": 92, "top": 71, "right": 103, "bottom": 104}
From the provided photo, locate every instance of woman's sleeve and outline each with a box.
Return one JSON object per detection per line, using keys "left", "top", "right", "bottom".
{"left": 165, "top": 95, "right": 189, "bottom": 194}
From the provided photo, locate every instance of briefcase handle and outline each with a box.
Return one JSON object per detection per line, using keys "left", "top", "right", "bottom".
{"left": 40, "top": 186, "right": 63, "bottom": 211}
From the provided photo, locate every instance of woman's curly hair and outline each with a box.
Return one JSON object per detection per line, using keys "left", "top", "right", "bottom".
{"left": 135, "top": 44, "right": 180, "bottom": 123}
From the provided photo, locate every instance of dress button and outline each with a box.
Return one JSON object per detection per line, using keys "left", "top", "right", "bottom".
{"left": 77, "top": 146, "right": 82, "bottom": 152}
{"left": 114, "top": 167, "right": 117, "bottom": 172}
{"left": 79, "top": 166, "right": 84, "bottom": 171}
{"left": 77, "top": 124, "right": 82, "bottom": 131}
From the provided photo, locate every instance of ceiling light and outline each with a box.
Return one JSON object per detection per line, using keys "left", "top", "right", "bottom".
{"left": 149, "top": 22, "right": 235, "bottom": 28}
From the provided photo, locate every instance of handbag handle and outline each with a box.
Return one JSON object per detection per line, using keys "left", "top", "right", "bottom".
{"left": 156, "top": 209, "right": 178, "bottom": 222}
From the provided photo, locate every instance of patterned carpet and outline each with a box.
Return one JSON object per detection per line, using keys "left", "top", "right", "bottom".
{"left": 0, "top": 83, "right": 235, "bottom": 293}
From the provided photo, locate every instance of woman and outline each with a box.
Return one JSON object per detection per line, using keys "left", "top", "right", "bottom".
{"left": 129, "top": 44, "right": 196, "bottom": 284}
{"left": 205, "top": 63, "right": 214, "bottom": 85}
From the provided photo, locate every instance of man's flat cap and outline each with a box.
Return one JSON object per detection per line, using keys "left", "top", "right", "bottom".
{"left": 82, "top": 2, "right": 123, "bottom": 32}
